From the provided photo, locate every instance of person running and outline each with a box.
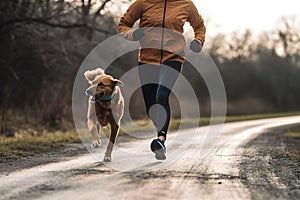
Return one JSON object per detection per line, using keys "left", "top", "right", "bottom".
{"left": 119, "top": 0, "right": 206, "bottom": 160}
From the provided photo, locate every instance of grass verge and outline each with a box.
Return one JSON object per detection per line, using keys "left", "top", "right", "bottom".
{"left": 120, "top": 111, "right": 300, "bottom": 135}
{"left": 0, "top": 130, "right": 80, "bottom": 160}
{"left": 1, "top": 112, "right": 299, "bottom": 160}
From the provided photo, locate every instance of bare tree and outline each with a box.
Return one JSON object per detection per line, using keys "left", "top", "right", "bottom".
{"left": 0, "top": 0, "right": 120, "bottom": 36}
{"left": 275, "top": 17, "right": 300, "bottom": 63}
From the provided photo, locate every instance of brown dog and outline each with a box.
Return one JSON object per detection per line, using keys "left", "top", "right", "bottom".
{"left": 84, "top": 68, "right": 124, "bottom": 162}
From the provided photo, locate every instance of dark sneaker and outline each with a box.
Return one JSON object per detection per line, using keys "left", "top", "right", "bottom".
{"left": 150, "top": 138, "right": 166, "bottom": 160}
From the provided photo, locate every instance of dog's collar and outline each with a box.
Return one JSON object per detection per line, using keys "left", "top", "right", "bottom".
{"left": 89, "top": 88, "right": 117, "bottom": 103}
{"left": 96, "top": 93, "right": 115, "bottom": 102}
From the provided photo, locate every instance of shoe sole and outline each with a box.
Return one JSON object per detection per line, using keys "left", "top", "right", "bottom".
{"left": 150, "top": 139, "right": 166, "bottom": 160}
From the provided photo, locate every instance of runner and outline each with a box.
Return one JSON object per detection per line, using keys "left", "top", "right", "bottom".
{"left": 119, "top": 0, "right": 206, "bottom": 160}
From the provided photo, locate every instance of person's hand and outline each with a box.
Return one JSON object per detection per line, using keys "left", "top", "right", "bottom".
{"left": 190, "top": 39, "right": 203, "bottom": 53}
{"left": 132, "top": 28, "right": 145, "bottom": 41}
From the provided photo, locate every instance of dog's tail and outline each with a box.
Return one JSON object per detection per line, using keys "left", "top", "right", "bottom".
{"left": 84, "top": 68, "right": 105, "bottom": 83}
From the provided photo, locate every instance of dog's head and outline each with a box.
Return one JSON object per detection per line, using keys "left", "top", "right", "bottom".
{"left": 85, "top": 70, "right": 123, "bottom": 102}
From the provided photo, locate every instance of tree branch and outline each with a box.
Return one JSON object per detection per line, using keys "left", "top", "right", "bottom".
{"left": 0, "top": 18, "right": 113, "bottom": 34}
{"left": 94, "top": 0, "right": 111, "bottom": 18}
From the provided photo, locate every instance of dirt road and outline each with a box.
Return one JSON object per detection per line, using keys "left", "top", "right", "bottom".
{"left": 1, "top": 116, "right": 300, "bottom": 200}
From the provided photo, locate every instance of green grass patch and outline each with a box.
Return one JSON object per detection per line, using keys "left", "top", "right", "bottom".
{"left": 224, "top": 112, "right": 300, "bottom": 122}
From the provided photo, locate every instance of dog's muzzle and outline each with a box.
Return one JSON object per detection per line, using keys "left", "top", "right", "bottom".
{"left": 86, "top": 88, "right": 115, "bottom": 103}
{"left": 86, "top": 89, "right": 96, "bottom": 102}
{"left": 86, "top": 89, "right": 94, "bottom": 96}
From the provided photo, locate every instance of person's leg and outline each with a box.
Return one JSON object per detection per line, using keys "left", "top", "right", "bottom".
{"left": 150, "top": 61, "right": 182, "bottom": 160}
{"left": 138, "top": 63, "right": 159, "bottom": 123}
{"left": 156, "top": 61, "right": 182, "bottom": 140}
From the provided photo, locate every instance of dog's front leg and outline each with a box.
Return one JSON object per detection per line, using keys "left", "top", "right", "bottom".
{"left": 87, "top": 101, "right": 101, "bottom": 148}
{"left": 103, "top": 121, "right": 119, "bottom": 162}
{"left": 87, "top": 119, "right": 101, "bottom": 148}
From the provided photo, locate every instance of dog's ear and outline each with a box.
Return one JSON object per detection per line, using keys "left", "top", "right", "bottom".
{"left": 84, "top": 70, "right": 95, "bottom": 83}
{"left": 84, "top": 68, "right": 105, "bottom": 83}
{"left": 112, "top": 79, "right": 124, "bottom": 87}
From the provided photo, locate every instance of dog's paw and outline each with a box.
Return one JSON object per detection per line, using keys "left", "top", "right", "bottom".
{"left": 103, "top": 156, "right": 112, "bottom": 162}
{"left": 91, "top": 139, "right": 102, "bottom": 148}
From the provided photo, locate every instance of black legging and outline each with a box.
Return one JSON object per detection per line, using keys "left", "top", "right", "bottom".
{"left": 139, "top": 61, "right": 182, "bottom": 139}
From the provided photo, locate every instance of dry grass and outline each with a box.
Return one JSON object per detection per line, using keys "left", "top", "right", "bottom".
{"left": 0, "top": 130, "right": 80, "bottom": 159}
{"left": 120, "top": 111, "right": 300, "bottom": 135}
{"left": 280, "top": 125, "right": 300, "bottom": 159}
{"left": 282, "top": 125, "right": 300, "bottom": 138}
{"left": 1, "top": 112, "right": 299, "bottom": 160}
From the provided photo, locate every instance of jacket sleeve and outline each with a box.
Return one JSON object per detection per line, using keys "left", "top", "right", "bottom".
{"left": 188, "top": 1, "right": 206, "bottom": 46}
{"left": 118, "top": 0, "right": 143, "bottom": 40}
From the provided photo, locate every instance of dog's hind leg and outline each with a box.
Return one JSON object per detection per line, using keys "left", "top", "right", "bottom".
{"left": 103, "top": 121, "right": 119, "bottom": 162}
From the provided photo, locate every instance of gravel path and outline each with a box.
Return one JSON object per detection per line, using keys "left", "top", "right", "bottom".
{"left": 0, "top": 116, "right": 299, "bottom": 200}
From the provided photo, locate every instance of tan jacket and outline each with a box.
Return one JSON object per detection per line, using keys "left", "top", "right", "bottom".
{"left": 119, "top": 0, "right": 206, "bottom": 65}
